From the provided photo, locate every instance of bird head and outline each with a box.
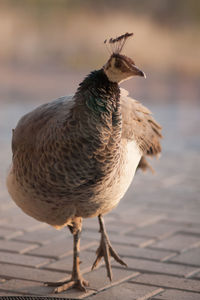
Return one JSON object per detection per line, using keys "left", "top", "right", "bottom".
{"left": 103, "top": 33, "right": 145, "bottom": 83}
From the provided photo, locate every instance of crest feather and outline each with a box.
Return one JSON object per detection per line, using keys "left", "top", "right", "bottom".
{"left": 104, "top": 33, "right": 133, "bottom": 54}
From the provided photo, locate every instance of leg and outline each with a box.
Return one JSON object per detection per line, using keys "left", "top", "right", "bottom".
{"left": 92, "top": 215, "right": 127, "bottom": 281}
{"left": 45, "top": 217, "right": 89, "bottom": 293}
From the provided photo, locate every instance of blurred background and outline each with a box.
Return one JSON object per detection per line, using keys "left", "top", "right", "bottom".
{"left": 0, "top": 0, "right": 200, "bottom": 201}
{"left": 0, "top": 0, "right": 200, "bottom": 103}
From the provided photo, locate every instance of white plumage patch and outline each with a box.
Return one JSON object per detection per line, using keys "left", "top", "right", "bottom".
{"left": 120, "top": 140, "right": 142, "bottom": 194}
{"left": 108, "top": 139, "right": 142, "bottom": 210}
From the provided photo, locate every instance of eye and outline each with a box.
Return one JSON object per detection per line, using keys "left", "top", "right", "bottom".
{"left": 115, "top": 59, "right": 122, "bottom": 68}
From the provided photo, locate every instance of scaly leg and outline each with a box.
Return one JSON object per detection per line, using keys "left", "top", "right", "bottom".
{"left": 45, "top": 217, "right": 89, "bottom": 293}
{"left": 92, "top": 214, "right": 127, "bottom": 280}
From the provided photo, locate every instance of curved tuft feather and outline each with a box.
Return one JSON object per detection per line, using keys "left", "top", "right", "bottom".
{"left": 104, "top": 33, "right": 134, "bottom": 54}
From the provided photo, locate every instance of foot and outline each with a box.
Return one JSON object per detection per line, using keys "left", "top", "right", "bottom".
{"left": 92, "top": 216, "right": 127, "bottom": 280}
{"left": 45, "top": 277, "right": 89, "bottom": 293}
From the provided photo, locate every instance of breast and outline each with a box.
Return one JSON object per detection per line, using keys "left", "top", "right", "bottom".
{"left": 112, "top": 139, "right": 142, "bottom": 203}
{"left": 85, "top": 139, "right": 142, "bottom": 217}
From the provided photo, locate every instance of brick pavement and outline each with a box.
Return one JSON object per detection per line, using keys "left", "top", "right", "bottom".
{"left": 0, "top": 82, "right": 200, "bottom": 299}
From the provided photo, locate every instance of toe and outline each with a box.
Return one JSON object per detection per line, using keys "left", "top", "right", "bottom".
{"left": 44, "top": 280, "right": 68, "bottom": 287}
{"left": 82, "top": 279, "right": 89, "bottom": 287}
{"left": 109, "top": 244, "right": 127, "bottom": 267}
{"left": 54, "top": 281, "right": 75, "bottom": 293}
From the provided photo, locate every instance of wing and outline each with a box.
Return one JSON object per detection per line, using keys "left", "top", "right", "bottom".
{"left": 120, "top": 88, "right": 162, "bottom": 172}
{"left": 12, "top": 95, "right": 74, "bottom": 155}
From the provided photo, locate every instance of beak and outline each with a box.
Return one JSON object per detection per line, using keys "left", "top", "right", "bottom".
{"left": 131, "top": 65, "right": 146, "bottom": 78}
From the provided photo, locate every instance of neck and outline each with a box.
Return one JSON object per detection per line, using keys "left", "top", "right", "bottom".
{"left": 70, "top": 68, "right": 122, "bottom": 148}
{"left": 75, "top": 69, "right": 120, "bottom": 114}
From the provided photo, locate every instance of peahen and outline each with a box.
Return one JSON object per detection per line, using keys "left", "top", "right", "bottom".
{"left": 7, "top": 33, "right": 162, "bottom": 293}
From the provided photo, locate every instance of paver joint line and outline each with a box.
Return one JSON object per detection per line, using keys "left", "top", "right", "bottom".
{"left": 128, "top": 279, "right": 200, "bottom": 294}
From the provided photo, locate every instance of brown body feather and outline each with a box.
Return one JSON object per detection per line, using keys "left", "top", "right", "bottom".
{"left": 7, "top": 75, "right": 162, "bottom": 229}
{"left": 120, "top": 88, "right": 162, "bottom": 173}
{"left": 6, "top": 34, "right": 162, "bottom": 292}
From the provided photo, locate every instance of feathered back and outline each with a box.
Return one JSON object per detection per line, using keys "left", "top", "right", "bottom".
{"left": 120, "top": 88, "right": 162, "bottom": 157}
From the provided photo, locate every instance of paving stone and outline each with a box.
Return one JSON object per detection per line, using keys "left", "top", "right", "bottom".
{"left": 167, "top": 212, "right": 200, "bottom": 225}
{"left": 129, "top": 221, "right": 182, "bottom": 239}
{"left": 0, "top": 196, "right": 15, "bottom": 211}
{"left": 0, "top": 227, "right": 22, "bottom": 239}
{"left": 15, "top": 226, "right": 66, "bottom": 245}
{"left": 100, "top": 220, "right": 134, "bottom": 235}
{"left": 0, "top": 240, "right": 38, "bottom": 254}
{"left": 152, "top": 289, "right": 200, "bottom": 300}
{"left": 179, "top": 224, "right": 200, "bottom": 236}
{"left": 114, "top": 211, "right": 165, "bottom": 227}
{"left": 169, "top": 247, "right": 200, "bottom": 267}
{"left": 0, "top": 213, "right": 47, "bottom": 232}
{"left": 47, "top": 294, "right": 83, "bottom": 299}
{"left": 0, "top": 218, "right": 7, "bottom": 226}
{"left": 88, "top": 243, "right": 175, "bottom": 262}
{"left": 84, "top": 230, "right": 154, "bottom": 248}
{"left": 83, "top": 218, "right": 101, "bottom": 232}
{"left": 47, "top": 266, "right": 139, "bottom": 299}
{"left": 119, "top": 245, "right": 176, "bottom": 261}
{"left": 0, "top": 263, "right": 69, "bottom": 282}
{"left": 156, "top": 221, "right": 200, "bottom": 237}
{"left": 131, "top": 273, "right": 200, "bottom": 292}
{"left": 87, "top": 282, "right": 163, "bottom": 300}
{"left": 150, "top": 233, "right": 200, "bottom": 252}
{"left": 0, "top": 279, "right": 53, "bottom": 295}
{"left": 0, "top": 207, "right": 23, "bottom": 219}
{"left": 192, "top": 270, "right": 200, "bottom": 280}
{"left": 0, "top": 292, "right": 22, "bottom": 296}
{"left": 28, "top": 235, "right": 96, "bottom": 259}
{"left": 45, "top": 249, "right": 99, "bottom": 273}
{"left": 0, "top": 251, "right": 51, "bottom": 268}
{"left": 113, "top": 257, "right": 199, "bottom": 277}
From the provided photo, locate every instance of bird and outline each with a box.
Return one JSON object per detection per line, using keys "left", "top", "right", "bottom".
{"left": 6, "top": 33, "right": 162, "bottom": 293}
